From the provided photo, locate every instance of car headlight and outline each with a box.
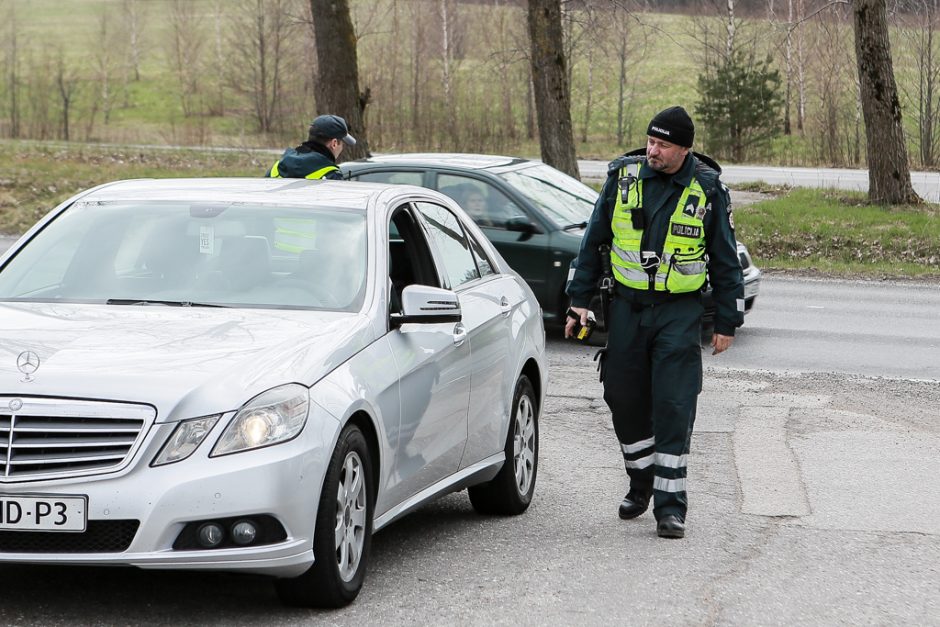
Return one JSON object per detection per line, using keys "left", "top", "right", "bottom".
{"left": 211, "top": 384, "right": 309, "bottom": 457}
{"left": 152, "top": 415, "right": 221, "bottom": 466}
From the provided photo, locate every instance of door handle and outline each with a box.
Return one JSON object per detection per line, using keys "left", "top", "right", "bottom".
{"left": 500, "top": 296, "right": 511, "bottom": 317}
{"left": 453, "top": 322, "right": 467, "bottom": 346}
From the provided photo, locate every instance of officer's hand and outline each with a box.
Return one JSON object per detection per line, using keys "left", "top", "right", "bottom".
{"left": 564, "top": 306, "right": 590, "bottom": 339}
{"left": 711, "top": 333, "right": 734, "bottom": 355}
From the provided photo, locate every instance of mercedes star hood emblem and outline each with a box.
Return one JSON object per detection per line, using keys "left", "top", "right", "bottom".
{"left": 17, "top": 350, "right": 40, "bottom": 381}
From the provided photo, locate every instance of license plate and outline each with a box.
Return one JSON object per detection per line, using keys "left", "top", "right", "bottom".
{"left": 0, "top": 495, "right": 87, "bottom": 532}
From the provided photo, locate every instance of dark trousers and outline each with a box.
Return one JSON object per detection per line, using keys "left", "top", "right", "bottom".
{"left": 602, "top": 292, "right": 703, "bottom": 521}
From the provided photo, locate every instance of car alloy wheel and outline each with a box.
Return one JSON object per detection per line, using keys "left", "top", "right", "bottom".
{"left": 335, "top": 450, "right": 367, "bottom": 582}
{"left": 513, "top": 394, "right": 536, "bottom": 496}
{"left": 467, "top": 374, "right": 539, "bottom": 515}
{"left": 275, "top": 423, "right": 374, "bottom": 608}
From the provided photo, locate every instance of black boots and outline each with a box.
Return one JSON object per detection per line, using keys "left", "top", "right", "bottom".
{"left": 656, "top": 514, "right": 685, "bottom": 539}
{"left": 617, "top": 491, "right": 650, "bottom": 519}
{"left": 619, "top": 491, "right": 686, "bottom": 538}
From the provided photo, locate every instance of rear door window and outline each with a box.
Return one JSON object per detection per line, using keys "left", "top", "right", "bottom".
{"left": 435, "top": 174, "right": 524, "bottom": 230}
{"left": 353, "top": 170, "right": 425, "bottom": 186}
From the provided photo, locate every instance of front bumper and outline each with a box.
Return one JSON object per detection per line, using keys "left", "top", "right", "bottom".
{"left": 0, "top": 407, "right": 340, "bottom": 577}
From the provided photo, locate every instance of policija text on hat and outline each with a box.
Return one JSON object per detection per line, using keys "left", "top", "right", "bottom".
{"left": 565, "top": 105, "right": 744, "bottom": 539}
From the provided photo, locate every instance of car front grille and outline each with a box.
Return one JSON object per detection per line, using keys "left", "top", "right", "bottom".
{"left": 0, "top": 520, "right": 140, "bottom": 553}
{"left": 0, "top": 398, "right": 155, "bottom": 481}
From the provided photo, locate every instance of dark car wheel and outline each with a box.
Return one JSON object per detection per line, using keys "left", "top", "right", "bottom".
{"left": 275, "top": 424, "right": 374, "bottom": 608}
{"left": 468, "top": 375, "right": 539, "bottom": 515}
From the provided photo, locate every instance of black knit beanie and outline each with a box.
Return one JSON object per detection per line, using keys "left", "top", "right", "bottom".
{"left": 647, "top": 106, "right": 694, "bottom": 148}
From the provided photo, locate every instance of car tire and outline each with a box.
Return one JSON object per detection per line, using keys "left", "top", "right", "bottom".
{"left": 275, "top": 424, "right": 374, "bottom": 608}
{"left": 468, "top": 375, "right": 538, "bottom": 515}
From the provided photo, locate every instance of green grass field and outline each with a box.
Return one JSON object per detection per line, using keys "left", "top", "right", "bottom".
{"left": 734, "top": 188, "right": 940, "bottom": 279}
{"left": 0, "top": 141, "right": 271, "bottom": 233}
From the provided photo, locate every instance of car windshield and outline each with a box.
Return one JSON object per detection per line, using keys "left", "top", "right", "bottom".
{"left": 0, "top": 200, "right": 368, "bottom": 311}
{"left": 496, "top": 163, "right": 597, "bottom": 228}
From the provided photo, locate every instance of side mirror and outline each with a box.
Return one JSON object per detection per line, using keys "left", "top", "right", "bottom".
{"left": 391, "top": 285, "right": 462, "bottom": 327}
{"left": 504, "top": 215, "right": 538, "bottom": 233}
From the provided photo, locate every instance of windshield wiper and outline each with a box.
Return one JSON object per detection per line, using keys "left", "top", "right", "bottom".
{"left": 562, "top": 221, "right": 588, "bottom": 231}
{"left": 105, "top": 299, "right": 227, "bottom": 307}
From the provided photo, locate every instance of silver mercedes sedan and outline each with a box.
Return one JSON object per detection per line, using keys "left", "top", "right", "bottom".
{"left": 0, "top": 178, "right": 546, "bottom": 607}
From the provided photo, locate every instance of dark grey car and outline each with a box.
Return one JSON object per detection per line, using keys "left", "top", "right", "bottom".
{"left": 342, "top": 153, "right": 760, "bottom": 326}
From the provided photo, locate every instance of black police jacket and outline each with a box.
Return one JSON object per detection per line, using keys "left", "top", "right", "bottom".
{"left": 566, "top": 149, "right": 744, "bottom": 336}
{"left": 265, "top": 141, "right": 344, "bottom": 180}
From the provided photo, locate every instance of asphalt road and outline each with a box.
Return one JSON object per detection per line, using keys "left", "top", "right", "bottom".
{"left": 712, "top": 275, "right": 940, "bottom": 381}
{"left": 0, "top": 276, "right": 937, "bottom": 625}
{"left": 578, "top": 159, "right": 940, "bottom": 202}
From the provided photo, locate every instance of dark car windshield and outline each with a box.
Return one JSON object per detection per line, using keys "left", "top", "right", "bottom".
{"left": 0, "top": 200, "right": 367, "bottom": 311}
{"left": 496, "top": 163, "right": 597, "bottom": 228}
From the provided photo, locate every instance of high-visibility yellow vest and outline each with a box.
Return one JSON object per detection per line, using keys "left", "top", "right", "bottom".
{"left": 273, "top": 217, "right": 317, "bottom": 254}
{"left": 268, "top": 161, "right": 339, "bottom": 180}
{"left": 610, "top": 162, "right": 708, "bottom": 293}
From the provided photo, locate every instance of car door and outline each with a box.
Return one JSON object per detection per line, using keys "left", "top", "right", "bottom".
{"left": 433, "top": 172, "right": 551, "bottom": 306}
{"left": 383, "top": 204, "right": 471, "bottom": 507}
{"left": 411, "top": 201, "right": 519, "bottom": 470}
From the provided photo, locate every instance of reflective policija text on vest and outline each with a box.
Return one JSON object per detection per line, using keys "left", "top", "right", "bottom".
{"left": 268, "top": 161, "right": 340, "bottom": 180}
{"left": 610, "top": 162, "right": 708, "bottom": 293}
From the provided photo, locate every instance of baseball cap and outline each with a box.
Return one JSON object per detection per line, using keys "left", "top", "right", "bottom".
{"left": 309, "top": 114, "right": 357, "bottom": 146}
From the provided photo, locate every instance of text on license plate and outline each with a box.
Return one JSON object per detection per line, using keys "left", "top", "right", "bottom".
{"left": 0, "top": 495, "right": 87, "bottom": 532}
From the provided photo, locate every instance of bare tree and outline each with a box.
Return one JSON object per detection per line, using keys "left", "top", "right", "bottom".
{"left": 228, "top": 0, "right": 295, "bottom": 134}
{"left": 898, "top": 0, "right": 940, "bottom": 166}
{"left": 526, "top": 0, "right": 578, "bottom": 179}
{"left": 208, "top": 0, "right": 228, "bottom": 116}
{"left": 609, "top": 1, "right": 648, "bottom": 146}
{"left": 3, "top": 1, "right": 20, "bottom": 138}
{"left": 54, "top": 50, "right": 79, "bottom": 141}
{"left": 91, "top": 8, "right": 118, "bottom": 126}
{"left": 726, "top": 0, "right": 737, "bottom": 56}
{"left": 439, "top": 0, "right": 460, "bottom": 147}
{"left": 310, "top": 0, "right": 370, "bottom": 159}
{"left": 121, "top": 0, "right": 146, "bottom": 82}
{"left": 166, "top": 0, "right": 205, "bottom": 117}
{"left": 852, "top": 0, "right": 919, "bottom": 203}
{"left": 795, "top": 0, "right": 806, "bottom": 130}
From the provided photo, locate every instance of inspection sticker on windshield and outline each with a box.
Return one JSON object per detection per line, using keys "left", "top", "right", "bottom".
{"left": 199, "top": 226, "right": 215, "bottom": 254}
{"left": 0, "top": 494, "right": 87, "bottom": 532}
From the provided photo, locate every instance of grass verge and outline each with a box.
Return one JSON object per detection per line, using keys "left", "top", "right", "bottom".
{"left": 0, "top": 141, "right": 272, "bottom": 234}
{"left": 735, "top": 187, "right": 940, "bottom": 280}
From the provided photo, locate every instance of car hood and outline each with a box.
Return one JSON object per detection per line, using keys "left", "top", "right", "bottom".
{"left": 0, "top": 302, "right": 373, "bottom": 422}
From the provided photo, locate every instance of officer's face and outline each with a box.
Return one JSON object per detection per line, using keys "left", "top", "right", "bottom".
{"left": 646, "top": 136, "right": 689, "bottom": 174}
{"left": 327, "top": 138, "right": 345, "bottom": 159}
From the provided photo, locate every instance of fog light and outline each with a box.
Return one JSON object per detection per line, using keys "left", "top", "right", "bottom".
{"left": 231, "top": 520, "right": 257, "bottom": 546}
{"left": 197, "top": 522, "right": 224, "bottom": 548}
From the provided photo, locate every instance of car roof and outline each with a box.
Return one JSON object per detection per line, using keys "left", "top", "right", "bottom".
{"left": 346, "top": 153, "right": 535, "bottom": 172}
{"left": 78, "top": 177, "right": 426, "bottom": 209}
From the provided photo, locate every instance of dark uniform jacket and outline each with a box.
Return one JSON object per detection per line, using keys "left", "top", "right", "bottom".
{"left": 567, "top": 149, "right": 744, "bottom": 336}
{"left": 265, "top": 141, "right": 344, "bottom": 180}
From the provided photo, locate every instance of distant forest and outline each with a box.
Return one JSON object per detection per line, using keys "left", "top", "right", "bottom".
{"left": 2, "top": 0, "right": 940, "bottom": 168}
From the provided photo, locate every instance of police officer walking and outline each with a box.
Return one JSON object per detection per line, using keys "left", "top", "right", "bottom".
{"left": 265, "top": 114, "right": 356, "bottom": 180}
{"left": 566, "top": 106, "right": 744, "bottom": 539}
